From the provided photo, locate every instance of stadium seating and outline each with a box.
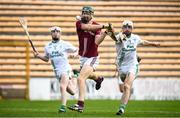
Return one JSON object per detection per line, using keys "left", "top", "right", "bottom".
{"left": 0, "top": 0, "right": 180, "bottom": 98}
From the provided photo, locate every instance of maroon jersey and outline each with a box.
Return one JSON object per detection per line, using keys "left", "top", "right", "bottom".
{"left": 76, "top": 20, "right": 101, "bottom": 57}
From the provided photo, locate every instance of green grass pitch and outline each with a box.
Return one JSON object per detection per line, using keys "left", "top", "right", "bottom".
{"left": 0, "top": 100, "right": 180, "bottom": 117}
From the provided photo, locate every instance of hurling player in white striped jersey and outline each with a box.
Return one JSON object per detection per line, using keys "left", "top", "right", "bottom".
{"left": 107, "top": 20, "right": 160, "bottom": 115}
{"left": 33, "top": 26, "right": 78, "bottom": 113}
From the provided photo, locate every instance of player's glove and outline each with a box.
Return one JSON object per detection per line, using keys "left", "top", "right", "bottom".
{"left": 102, "top": 23, "right": 113, "bottom": 30}
{"left": 119, "top": 33, "right": 127, "bottom": 41}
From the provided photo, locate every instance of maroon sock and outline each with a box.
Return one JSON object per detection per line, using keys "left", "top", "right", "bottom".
{"left": 77, "top": 100, "right": 84, "bottom": 107}
{"left": 95, "top": 76, "right": 100, "bottom": 83}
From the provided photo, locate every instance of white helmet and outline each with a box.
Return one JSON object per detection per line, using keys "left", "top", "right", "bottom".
{"left": 122, "top": 20, "right": 133, "bottom": 29}
{"left": 50, "top": 26, "right": 61, "bottom": 32}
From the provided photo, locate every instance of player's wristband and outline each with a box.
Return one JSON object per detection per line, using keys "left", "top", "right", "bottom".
{"left": 102, "top": 25, "right": 105, "bottom": 29}
{"left": 104, "top": 31, "right": 108, "bottom": 34}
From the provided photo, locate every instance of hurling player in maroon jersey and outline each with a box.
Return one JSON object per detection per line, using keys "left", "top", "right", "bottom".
{"left": 68, "top": 6, "right": 111, "bottom": 112}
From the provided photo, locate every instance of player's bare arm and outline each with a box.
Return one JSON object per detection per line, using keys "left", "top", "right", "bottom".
{"left": 94, "top": 31, "right": 108, "bottom": 45}
{"left": 81, "top": 23, "right": 110, "bottom": 32}
{"left": 141, "top": 40, "right": 160, "bottom": 47}
{"left": 95, "top": 23, "right": 121, "bottom": 45}
{"left": 33, "top": 51, "right": 49, "bottom": 62}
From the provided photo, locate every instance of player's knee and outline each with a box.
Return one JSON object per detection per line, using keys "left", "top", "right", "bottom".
{"left": 60, "top": 84, "right": 66, "bottom": 91}
{"left": 124, "top": 83, "right": 131, "bottom": 91}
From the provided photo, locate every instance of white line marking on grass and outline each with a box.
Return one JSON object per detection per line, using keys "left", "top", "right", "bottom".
{"left": 1, "top": 108, "right": 180, "bottom": 115}
{"left": 0, "top": 108, "right": 54, "bottom": 112}
{"left": 130, "top": 110, "right": 180, "bottom": 114}
{"left": 89, "top": 109, "right": 180, "bottom": 115}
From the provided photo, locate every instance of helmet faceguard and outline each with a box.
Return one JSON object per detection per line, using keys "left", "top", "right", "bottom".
{"left": 50, "top": 26, "right": 61, "bottom": 41}
{"left": 122, "top": 20, "right": 133, "bottom": 37}
{"left": 81, "top": 6, "right": 94, "bottom": 23}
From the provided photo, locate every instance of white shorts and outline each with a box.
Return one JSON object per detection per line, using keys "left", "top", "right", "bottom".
{"left": 118, "top": 64, "right": 139, "bottom": 83}
{"left": 80, "top": 56, "right": 99, "bottom": 70}
{"left": 54, "top": 69, "right": 73, "bottom": 80}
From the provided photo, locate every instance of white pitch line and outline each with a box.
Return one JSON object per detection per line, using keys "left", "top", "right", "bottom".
{"left": 0, "top": 108, "right": 53, "bottom": 112}
{"left": 1, "top": 108, "right": 180, "bottom": 115}
{"left": 130, "top": 110, "right": 180, "bottom": 114}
